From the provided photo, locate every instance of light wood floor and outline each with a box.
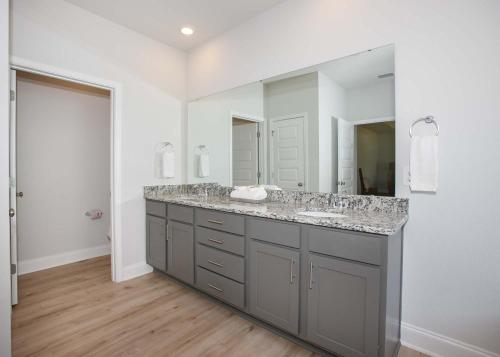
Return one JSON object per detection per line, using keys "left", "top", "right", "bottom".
{"left": 12, "top": 256, "right": 427, "bottom": 357}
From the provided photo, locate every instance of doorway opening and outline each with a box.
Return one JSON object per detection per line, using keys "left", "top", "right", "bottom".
{"left": 10, "top": 69, "right": 114, "bottom": 304}
{"left": 231, "top": 116, "right": 261, "bottom": 187}
{"left": 355, "top": 121, "right": 395, "bottom": 196}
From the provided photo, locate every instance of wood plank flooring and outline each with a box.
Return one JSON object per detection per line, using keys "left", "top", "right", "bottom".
{"left": 12, "top": 256, "right": 427, "bottom": 357}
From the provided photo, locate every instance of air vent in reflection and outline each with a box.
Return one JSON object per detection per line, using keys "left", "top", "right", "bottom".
{"left": 377, "top": 73, "right": 394, "bottom": 79}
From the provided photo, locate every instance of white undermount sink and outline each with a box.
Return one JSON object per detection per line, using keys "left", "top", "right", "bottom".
{"left": 296, "top": 211, "right": 346, "bottom": 219}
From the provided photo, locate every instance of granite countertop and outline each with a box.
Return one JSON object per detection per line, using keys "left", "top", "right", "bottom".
{"left": 144, "top": 188, "right": 408, "bottom": 236}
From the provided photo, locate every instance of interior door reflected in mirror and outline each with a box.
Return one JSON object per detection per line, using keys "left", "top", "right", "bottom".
{"left": 232, "top": 117, "right": 261, "bottom": 187}
{"left": 187, "top": 44, "right": 395, "bottom": 196}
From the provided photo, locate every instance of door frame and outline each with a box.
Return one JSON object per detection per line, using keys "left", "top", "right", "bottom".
{"left": 268, "top": 113, "right": 309, "bottom": 191}
{"left": 350, "top": 116, "right": 395, "bottom": 126}
{"left": 9, "top": 70, "right": 17, "bottom": 304}
{"left": 228, "top": 111, "right": 264, "bottom": 187}
{"left": 10, "top": 56, "right": 124, "bottom": 282}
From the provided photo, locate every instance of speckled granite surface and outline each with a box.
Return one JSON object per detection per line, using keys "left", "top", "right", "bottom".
{"left": 144, "top": 184, "right": 409, "bottom": 235}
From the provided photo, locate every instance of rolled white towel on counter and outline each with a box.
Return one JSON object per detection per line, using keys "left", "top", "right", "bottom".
{"left": 230, "top": 186, "right": 267, "bottom": 201}
{"left": 259, "top": 184, "right": 282, "bottom": 191}
{"left": 161, "top": 151, "right": 175, "bottom": 178}
{"left": 198, "top": 153, "right": 210, "bottom": 177}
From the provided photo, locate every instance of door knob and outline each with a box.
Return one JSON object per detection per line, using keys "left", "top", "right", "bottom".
{"left": 298, "top": 182, "right": 303, "bottom": 187}
{"left": 9, "top": 208, "right": 15, "bottom": 218}
{"left": 16, "top": 192, "right": 23, "bottom": 198}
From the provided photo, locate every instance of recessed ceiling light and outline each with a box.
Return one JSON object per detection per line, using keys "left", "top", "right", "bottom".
{"left": 181, "top": 27, "right": 194, "bottom": 36}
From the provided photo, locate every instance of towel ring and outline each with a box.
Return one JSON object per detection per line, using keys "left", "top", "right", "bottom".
{"left": 409, "top": 116, "right": 439, "bottom": 137}
{"left": 156, "top": 142, "right": 174, "bottom": 153}
{"left": 196, "top": 145, "right": 208, "bottom": 154}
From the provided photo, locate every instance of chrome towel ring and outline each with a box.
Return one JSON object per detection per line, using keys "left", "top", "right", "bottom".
{"left": 409, "top": 116, "right": 439, "bottom": 137}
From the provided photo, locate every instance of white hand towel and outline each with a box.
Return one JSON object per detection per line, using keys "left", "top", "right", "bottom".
{"left": 162, "top": 151, "right": 175, "bottom": 178}
{"left": 198, "top": 153, "right": 210, "bottom": 177}
{"left": 410, "top": 136, "right": 438, "bottom": 192}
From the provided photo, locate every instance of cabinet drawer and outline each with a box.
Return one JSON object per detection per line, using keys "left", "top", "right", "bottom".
{"left": 196, "top": 267, "right": 245, "bottom": 309}
{"left": 308, "top": 226, "right": 381, "bottom": 265}
{"left": 196, "top": 226, "right": 244, "bottom": 256}
{"left": 146, "top": 200, "right": 166, "bottom": 218}
{"left": 197, "top": 244, "right": 244, "bottom": 283}
{"left": 197, "top": 209, "right": 244, "bottom": 235}
{"left": 168, "top": 204, "right": 193, "bottom": 224}
{"left": 247, "top": 218, "right": 300, "bottom": 248}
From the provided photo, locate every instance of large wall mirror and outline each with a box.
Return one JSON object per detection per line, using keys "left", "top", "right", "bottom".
{"left": 187, "top": 44, "right": 395, "bottom": 196}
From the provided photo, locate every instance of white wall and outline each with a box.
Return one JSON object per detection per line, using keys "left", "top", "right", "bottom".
{"left": 11, "top": 0, "right": 187, "bottom": 277}
{"left": 0, "top": 0, "right": 12, "bottom": 354}
{"left": 187, "top": 81, "right": 263, "bottom": 186}
{"left": 187, "top": 0, "right": 500, "bottom": 355}
{"left": 346, "top": 80, "right": 395, "bottom": 121}
{"left": 318, "top": 71, "right": 346, "bottom": 192}
{"left": 16, "top": 75, "right": 110, "bottom": 272}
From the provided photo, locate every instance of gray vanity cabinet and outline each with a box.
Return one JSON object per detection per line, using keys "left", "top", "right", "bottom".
{"left": 306, "top": 253, "right": 380, "bottom": 357}
{"left": 146, "top": 199, "right": 404, "bottom": 357}
{"left": 248, "top": 239, "right": 300, "bottom": 335}
{"left": 167, "top": 220, "right": 194, "bottom": 284}
{"left": 146, "top": 215, "right": 167, "bottom": 272}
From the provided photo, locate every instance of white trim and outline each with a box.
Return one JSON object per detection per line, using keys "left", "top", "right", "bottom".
{"left": 228, "top": 110, "right": 264, "bottom": 187}
{"left": 401, "top": 322, "right": 500, "bottom": 357}
{"left": 9, "top": 56, "right": 124, "bottom": 283}
{"left": 268, "top": 113, "right": 309, "bottom": 191}
{"left": 350, "top": 116, "right": 395, "bottom": 126}
{"left": 231, "top": 111, "right": 264, "bottom": 123}
{"left": 122, "top": 262, "right": 153, "bottom": 281}
{"left": 18, "top": 245, "right": 111, "bottom": 275}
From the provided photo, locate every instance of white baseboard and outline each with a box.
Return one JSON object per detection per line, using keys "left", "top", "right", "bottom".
{"left": 18, "top": 244, "right": 111, "bottom": 275}
{"left": 401, "top": 322, "right": 500, "bottom": 357}
{"left": 121, "top": 262, "right": 153, "bottom": 281}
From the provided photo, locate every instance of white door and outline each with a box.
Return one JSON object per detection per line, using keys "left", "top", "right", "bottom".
{"left": 270, "top": 115, "right": 306, "bottom": 191}
{"left": 9, "top": 69, "right": 18, "bottom": 305}
{"left": 337, "top": 118, "right": 354, "bottom": 194}
{"left": 232, "top": 120, "right": 259, "bottom": 186}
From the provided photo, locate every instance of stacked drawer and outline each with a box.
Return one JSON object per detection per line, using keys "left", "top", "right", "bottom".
{"left": 195, "top": 209, "right": 245, "bottom": 309}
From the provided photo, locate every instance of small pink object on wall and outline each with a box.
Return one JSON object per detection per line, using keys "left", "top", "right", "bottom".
{"left": 85, "top": 209, "right": 103, "bottom": 220}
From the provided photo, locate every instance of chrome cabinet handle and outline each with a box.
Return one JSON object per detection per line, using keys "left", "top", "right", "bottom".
{"left": 309, "top": 261, "right": 314, "bottom": 289}
{"left": 207, "top": 260, "right": 223, "bottom": 267}
{"left": 208, "top": 284, "right": 223, "bottom": 292}
{"left": 298, "top": 182, "right": 303, "bottom": 187}
{"left": 208, "top": 238, "right": 224, "bottom": 245}
{"left": 290, "top": 258, "right": 295, "bottom": 284}
{"left": 207, "top": 219, "right": 224, "bottom": 225}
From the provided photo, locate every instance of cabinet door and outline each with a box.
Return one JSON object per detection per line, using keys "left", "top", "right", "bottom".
{"left": 307, "top": 254, "right": 380, "bottom": 357}
{"left": 167, "top": 220, "right": 194, "bottom": 285}
{"left": 146, "top": 215, "right": 166, "bottom": 272}
{"left": 249, "top": 240, "right": 300, "bottom": 335}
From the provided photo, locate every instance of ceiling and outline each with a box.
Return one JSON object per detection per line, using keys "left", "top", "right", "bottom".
{"left": 265, "top": 45, "right": 394, "bottom": 89}
{"left": 319, "top": 45, "right": 394, "bottom": 89}
{"left": 64, "top": 0, "right": 286, "bottom": 50}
